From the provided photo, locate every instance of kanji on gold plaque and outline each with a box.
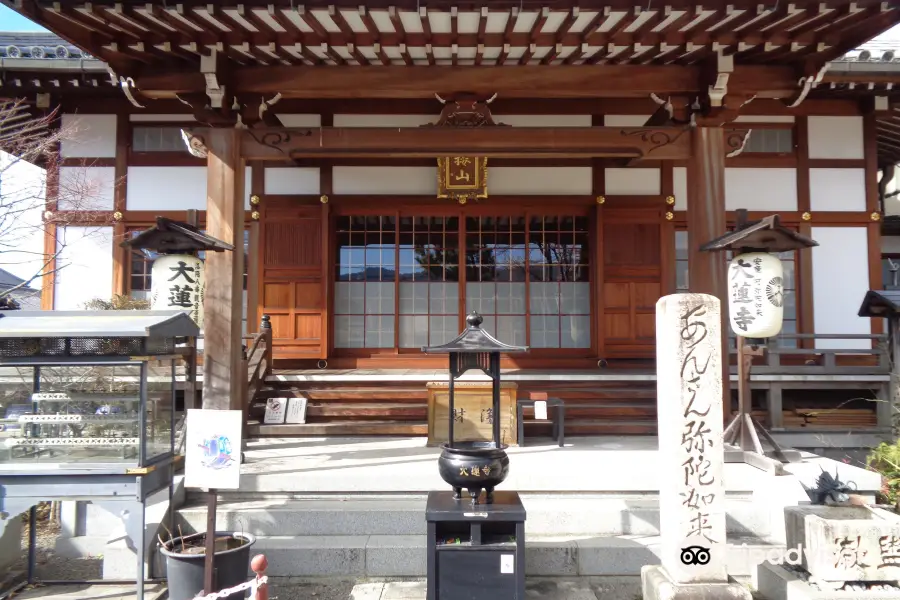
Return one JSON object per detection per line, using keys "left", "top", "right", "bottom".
{"left": 437, "top": 156, "right": 487, "bottom": 204}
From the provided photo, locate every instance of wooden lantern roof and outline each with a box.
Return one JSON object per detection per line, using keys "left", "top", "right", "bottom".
{"left": 700, "top": 214, "right": 819, "bottom": 253}
{"left": 858, "top": 290, "right": 900, "bottom": 317}
{"left": 122, "top": 217, "right": 234, "bottom": 254}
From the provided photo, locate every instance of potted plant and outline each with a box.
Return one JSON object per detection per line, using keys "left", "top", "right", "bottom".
{"left": 159, "top": 529, "right": 257, "bottom": 600}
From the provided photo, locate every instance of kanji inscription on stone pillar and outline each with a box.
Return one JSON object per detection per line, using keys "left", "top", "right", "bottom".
{"left": 656, "top": 293, "right": 727, "bottom": 584}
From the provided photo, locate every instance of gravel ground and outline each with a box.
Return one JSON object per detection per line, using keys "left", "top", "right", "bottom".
{"left": 266, "top": 579, "right": 358, "bottom": 600}
{"left": 8, "top": 518, "right": 102, "bottom": 582}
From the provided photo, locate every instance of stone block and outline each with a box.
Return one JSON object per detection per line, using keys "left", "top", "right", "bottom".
{"left": 382, "top": 581, "right": 427, "bottom": 600}
{"left": 785, "top": 505, "right": 900, "bottom": 584}
{"left": 0, "top": 517, "right": 22, "bottom": 572}
{"left": 755, "top": 562, "right": 900, "bottom": 600}
{"left": 253, "top": 536, "right": 367, "bottom": 576}
{"left": 641, "top": 565, "right": 752, "bottom": 600}
{"left": 525, "top": 538, "right": 578, "bottom": 576}
{"left": 365, "top": 535, "right": 426, "bottom": 576}
{"left": 577, "top": 537, "right": 660, "bottom": 575}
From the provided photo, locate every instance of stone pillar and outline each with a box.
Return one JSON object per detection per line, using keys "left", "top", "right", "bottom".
{"left": 202, "top": 128, "right": 246, "bottom": 410}
{"left": 643, "top": 293, "right": 750, "bottom": 600}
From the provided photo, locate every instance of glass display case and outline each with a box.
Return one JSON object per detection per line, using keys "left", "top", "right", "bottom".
{"left": 0, "top": 311, "right": 194, "bottom": 473}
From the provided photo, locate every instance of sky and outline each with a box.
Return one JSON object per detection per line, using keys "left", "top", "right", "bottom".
{"left": 0, "top": 5, "right": 46, "bottom": 31}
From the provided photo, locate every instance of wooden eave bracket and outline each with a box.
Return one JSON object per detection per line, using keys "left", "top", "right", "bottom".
{"left": 784, "top": 60, "right": 830, "bottom": 109}
{"left": 201, "top": 49, "right": 225, "bottom": 109}
{"left": 707, "top": 50, "right": 733, "bottom": 108}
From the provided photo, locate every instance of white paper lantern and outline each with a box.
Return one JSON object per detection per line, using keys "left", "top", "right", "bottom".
{"left": 727, "top": 252, "right": 784, "bottom": 338}
{"left": 150, "top": 254, "right": 204, "bottom": 327}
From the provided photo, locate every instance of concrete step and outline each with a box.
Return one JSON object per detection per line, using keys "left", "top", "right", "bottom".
{"left": 237, "top": 533, "right": 783, "bottom": 578}
{"left": 176, "top": 494, "right": 771, "bottom": 538}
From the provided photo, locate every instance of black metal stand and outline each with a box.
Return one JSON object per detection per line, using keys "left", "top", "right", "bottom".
{"left": 426, "top": 490, "right": 526, "bottom": 600}
{"left": 723, "top": 336, "right": 802, "bottom": 475}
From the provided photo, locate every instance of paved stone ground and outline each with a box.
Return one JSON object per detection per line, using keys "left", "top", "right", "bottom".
{"left": 268, "top": 577, "right": 645, "bottom": 600}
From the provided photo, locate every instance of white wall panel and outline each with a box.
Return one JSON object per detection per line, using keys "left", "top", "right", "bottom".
{"left": 264, "top": 167, "right": 320, "bottom": 194}
{"left": 493, "top": 115, "right": 592, "bottom": 127}
{"left": 333, "top": 166, "right": 436, "bottom": 195}
{"left": 54, "top": 226, "right": 113, "bottom": 310}
{"left": 279, "top": 114, "right": 322, "bottom": 127}
{"left": 334, "top": 114, "right": 433, "bottom": 127}
{"left": 673, "top": 167, "right": 687, "bottom": 211}
{"left": 604, "top": 115, "right": 651, "bottom": 126}
{"left": 811, "top": 227, "right": 871, "bottom": 349}
{"left": 490, "top": 167, "right": 592, "bottom": 195}
{"left": 809, "top": 168, "right": 866, "bottom": 211}
{"left": 808, "top": 116, "right": 864, "bottom": 159}
{"left": 733, "top": 115, "right": 795, "bottom": 123}
{"left": 60, "top": 114, "right": 116, "bottom": 158}
{"left": 58, "top": 166, "right": 115, "bottom": 210}
{"left": 605, "top": 168, "right": 660, "bottom": 195}
{"left": 883, "top": 236, "right": 900, "bottom": 254}
{"left": 127, "top": 166, "right": 253, "bottom": 210}
{"left": 724, "top": 168, "right": 797, "bottom": 211}
{"left": 129, "top": 114, "right": 195, "bottom": 122}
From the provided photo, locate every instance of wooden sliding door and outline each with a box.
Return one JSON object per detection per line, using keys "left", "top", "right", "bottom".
{"left": 600, "top": 206, "right": 664, "bottom": 358}
{"left": 259, "top": 203, "right": 329, "bottom": 359}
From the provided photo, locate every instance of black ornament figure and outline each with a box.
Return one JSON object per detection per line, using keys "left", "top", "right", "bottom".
{"left": 422, "top": 311, "right": 527, "bottom": 505}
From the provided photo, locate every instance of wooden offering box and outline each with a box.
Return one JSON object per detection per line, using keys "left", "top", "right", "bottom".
{"left": 427, "top": 381, "right": 517, "bottom": 447}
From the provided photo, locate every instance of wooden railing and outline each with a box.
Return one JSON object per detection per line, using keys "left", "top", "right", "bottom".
{"left": 728, "top": 333, "right": 890, "bottom": 376}
{"left": 241, "top": 315, "right": 273, "bottom": 434}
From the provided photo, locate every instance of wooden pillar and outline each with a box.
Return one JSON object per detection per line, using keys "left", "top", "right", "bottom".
{"left": 111, "top": 111, "right": 129, "bottom": 297}
{"left": 202, "top": 128, "right": 246, "bottom": 411}
{"left": 686, "top": 126, "right": 731, "bottom": 409}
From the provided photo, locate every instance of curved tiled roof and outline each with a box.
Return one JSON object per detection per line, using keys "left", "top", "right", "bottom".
{"left": 837, "top": 24, "right": 900, "bottom": 63}
{"left": 0, "top": 32, "right": 91, "bottom": 60}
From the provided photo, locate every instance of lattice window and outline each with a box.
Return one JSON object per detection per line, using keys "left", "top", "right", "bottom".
{"left": 334, "top": 216, "right": 396, "bottom": 348}
{"left": 743, "top": 128, "right": 794, "bottom": 154}
{"left": 132, "top": 127, "right": 187, "bottom": 153}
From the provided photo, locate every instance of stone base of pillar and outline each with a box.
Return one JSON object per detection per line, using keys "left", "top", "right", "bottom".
{"left": 641, "top": 565, "right": 752, "bottom": 600}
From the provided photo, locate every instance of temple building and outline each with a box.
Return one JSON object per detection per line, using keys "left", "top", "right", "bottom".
{"left": 1, "top": 1, "right": 900, "bottom": 457}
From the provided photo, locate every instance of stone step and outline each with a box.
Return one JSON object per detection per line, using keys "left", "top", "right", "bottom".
{"left": 236, "top": 534, "right": 783, "bottom": 578}
{"left": 175, "top": 494, "right": 770, "bottom": 538}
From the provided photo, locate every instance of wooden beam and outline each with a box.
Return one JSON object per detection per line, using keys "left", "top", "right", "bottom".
{"left": 202, "top": 128, "right": 246, "bottom": 411}
{"left": 183, "top": 125, "right": 699, "bottom": 160}
{"left": 686, "top": 126, "right": 730, "bottom": 406}
{"left": 134, "top": 64, "right": 801, "bottom": 99}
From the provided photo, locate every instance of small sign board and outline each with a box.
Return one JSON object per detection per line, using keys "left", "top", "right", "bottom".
{"left": 534, "top": 400, "right": 548, "bottom": 421}
{"left": 285, "top": 397, "right": 308, "bottom": 424}
{"left": 263, "top": 398, "right": 287, "bottom": 424}
{"left": 185, "top": 409, "right": 242, "bottom": 490}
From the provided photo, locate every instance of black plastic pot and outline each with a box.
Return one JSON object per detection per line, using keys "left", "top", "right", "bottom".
{"left": 159, "top": 531, "right": 257, "bottom": 600}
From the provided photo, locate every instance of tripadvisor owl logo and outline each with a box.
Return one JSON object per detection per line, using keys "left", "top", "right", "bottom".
{"left": 680, "top": 545, "right": 711, "bottom": 566}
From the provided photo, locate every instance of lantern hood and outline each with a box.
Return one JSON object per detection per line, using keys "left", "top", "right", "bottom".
{"left": 700, "top": 214, "right": 818, "bottom": 253}
{"left": 858, "top": 290, "right": 900, "bottom": 317}
{"left": 422, "top": 311, "right": 528, "bottom": 354}
{"left": 121, "top": 217, "right": 234, "bottom": 254}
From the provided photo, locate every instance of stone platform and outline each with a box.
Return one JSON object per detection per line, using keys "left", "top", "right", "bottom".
{"left": 756, "top": 563, "right": 900, "bottom": 600}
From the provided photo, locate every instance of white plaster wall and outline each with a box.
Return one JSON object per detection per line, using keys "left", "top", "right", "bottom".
{"left": 264, "top": 167, "right": 320, "bottom": 194}
{"left": 724, "top": 168, "right": 797, "bottom": 211}
{"left": 605, "top": 168, "right": 660, "bottom": 195}
{"left": 604, "top": 115, "right": 651, "bottom": 126}
{"left": 673, "top": 167, "right": 687, "bottom": 211}
{"left": 492, "top": 115, "right": 592, "bottom": 127}
{"left": 809, "top": 168, "right": 866, "bottom": 212}
{"left": 333, "top": 166, "right": 437, "bottom": 195}
{"left": 334, "top": 114, "right": 434, "bottom": 127}
{"left": 279, "top": 114, "right": 322, "bottom": 127}
{"left": 490, "top": 167, "right": 591, "bottom": 195}
{"left": 54, "top": 226, "right": 113, "bottom": 310}
{"left": 129, "top": 114, "right": 195, "bottom": 122}
{"left": 58, "top": 166, "right": 115, "bottom": 211}
{"left": 0, "top": 151, "right": 45, "bottom": 290}
{"left": 810, "top": 226, "right": 871, "bottom": 349}
{"left": 60, "top": 114, "right": 116, "bottom": 158}
{"left": 733, "top": 115, "right": 795, "bottom": 123}
{"left": 883, "top": 236, "right": 900, "bottom": 254}
{"left": 808, "top": 116, "right": 864, "bottom": 160}
{"left": 127, "top": 166, "right": 253, "bottom": 210}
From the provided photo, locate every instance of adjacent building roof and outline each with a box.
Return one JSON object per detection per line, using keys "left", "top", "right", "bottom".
{"left": 0, "top": 310, "right": 199, "bottom": 339}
